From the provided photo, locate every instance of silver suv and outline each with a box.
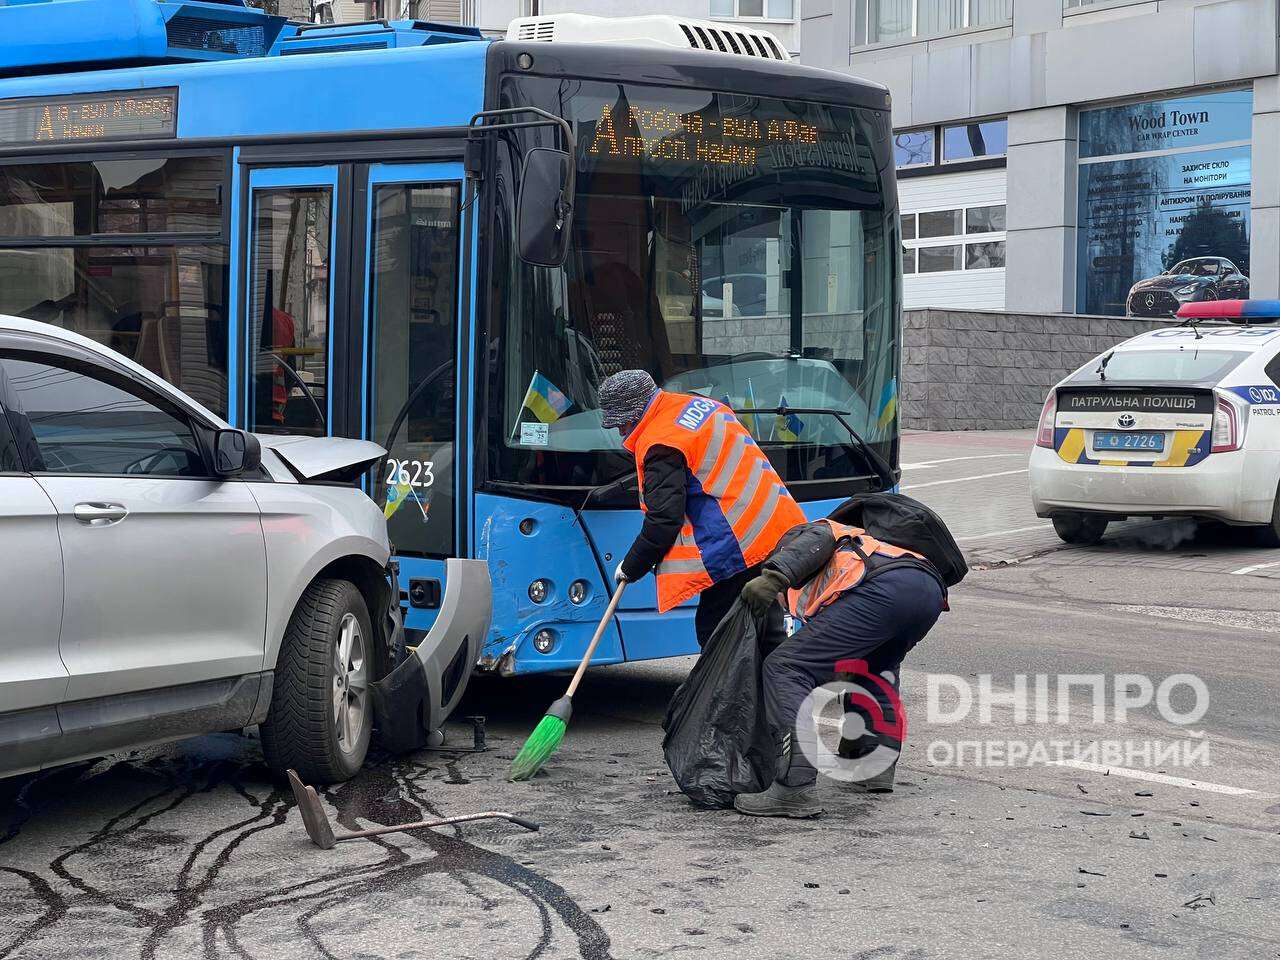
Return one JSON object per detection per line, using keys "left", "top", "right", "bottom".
{"left": 1, "top": 316, "right": 412, "bottom": 783}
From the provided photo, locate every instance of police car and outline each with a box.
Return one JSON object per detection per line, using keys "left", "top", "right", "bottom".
{"left": 1030, "top": 300, "right": 1280, "bottom": 546}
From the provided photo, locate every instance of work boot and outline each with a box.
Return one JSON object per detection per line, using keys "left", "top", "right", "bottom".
{"left": 734, "top": 779, "right": 822, "bottom": 818}
{"left": 849, "top": 759, "right": 897, "bottom": 793}
{"left": 734, "top": 725, "right": 823, "bottom": 818}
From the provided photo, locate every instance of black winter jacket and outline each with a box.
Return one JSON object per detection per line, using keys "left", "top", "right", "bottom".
{"left": 620, "top": 444, "right": 687, "bottom": 581}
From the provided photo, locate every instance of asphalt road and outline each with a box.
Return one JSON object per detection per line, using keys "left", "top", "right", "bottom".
{"left": 3, "top": 430, "right": 1279, "bottom": 960}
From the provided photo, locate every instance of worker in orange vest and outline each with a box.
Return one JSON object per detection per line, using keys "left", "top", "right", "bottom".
{"left": 598, "top": 369, "right": 807, "bottom": 648}
{"left": 733, "top": 519, "right": 947, "bottom": 818}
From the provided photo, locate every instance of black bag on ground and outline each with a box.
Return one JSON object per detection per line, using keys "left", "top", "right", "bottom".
{"left": 662, "top": 599, "right": 775, "bottom": 809}
{"left": 828, "top": 492, "right": 968, "bottom": 587}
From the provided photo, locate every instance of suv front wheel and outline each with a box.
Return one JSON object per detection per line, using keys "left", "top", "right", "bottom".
{"left": 261, "top": 579, "right": 374, "bottom": 783}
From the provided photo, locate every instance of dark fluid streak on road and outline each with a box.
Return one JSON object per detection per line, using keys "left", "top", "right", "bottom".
{"left": 0, "top": 748, "right": 616, "bottom": 960}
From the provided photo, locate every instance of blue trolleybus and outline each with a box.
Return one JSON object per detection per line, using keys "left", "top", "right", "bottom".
{"left": 0, "top": 1, "right": 901, "bottom": 693}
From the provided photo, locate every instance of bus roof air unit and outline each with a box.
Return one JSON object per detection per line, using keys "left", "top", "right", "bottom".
{"left": 0, "top": 0, "right": 289, "bottom": 76}
{"left": 278, "top": 20, "right": 484, "bottom": 56}
{"left": 508, "top": 13, "right": 791, "bottom": 62}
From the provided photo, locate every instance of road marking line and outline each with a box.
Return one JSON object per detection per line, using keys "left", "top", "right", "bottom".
{"left": 901, "top": 454, "right": 1028, "bottom": 470}
{"left": 958, "top": 523, "right": 1053, "bottom": 541}
{"left": 902, "top": 469, "right": 1029, "bottom": 491}
{"left": 1231, "top": 558, "right": 1280, "bottom": 575}
{"left": 1048, "top": 759, "right": 1258, "bottom": 796}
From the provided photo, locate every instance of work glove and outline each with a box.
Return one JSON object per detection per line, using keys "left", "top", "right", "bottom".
{"left": 741, "top": 568, "right": 789, "bottom": 617}
{"left": 614, "top": 561, "right": 631, "bottom": 584}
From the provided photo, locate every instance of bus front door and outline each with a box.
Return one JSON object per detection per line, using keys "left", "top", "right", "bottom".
{"left": 361, "top": 162, "right": 488, "bottom": 725}
{"left": 242, "top": 166, "right": 341, "bottom": 440}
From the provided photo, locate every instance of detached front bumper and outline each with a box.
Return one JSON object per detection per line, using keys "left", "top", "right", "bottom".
{"left": 1029, "top": 445, "right": 1276, "bottom": 525}
{"left": 371, "top": 558, "right": 492, "bottom": 752}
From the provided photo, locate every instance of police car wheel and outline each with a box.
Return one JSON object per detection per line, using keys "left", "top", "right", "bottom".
{"left": 1253, "top": 488, "right": 1280, "bottom": 549}
{"left": 1052, "top": 513, "right": 1109, "bottom": 546}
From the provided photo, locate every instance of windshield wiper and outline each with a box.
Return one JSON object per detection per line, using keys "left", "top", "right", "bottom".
{"left": 734, "top": 405, "right": 897, "bottom": 492}
{"left": 1096, "top": 351, "right": 1114, "bottom": 381}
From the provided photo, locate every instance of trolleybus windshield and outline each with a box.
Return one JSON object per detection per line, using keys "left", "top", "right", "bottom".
{"left": 488, "top": 76, "right": 898, "bottom": 494}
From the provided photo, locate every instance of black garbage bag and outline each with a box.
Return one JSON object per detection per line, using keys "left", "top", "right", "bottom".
{"left": 662, "top": 599, "right": 775, "bottom": 808}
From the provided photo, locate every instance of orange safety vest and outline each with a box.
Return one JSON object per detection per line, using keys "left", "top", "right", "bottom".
{"left": 787, "top": 519, "right": 926, "bottom": 621}
{"left": 624, "top": 390, "right": 807, "bottom": 612}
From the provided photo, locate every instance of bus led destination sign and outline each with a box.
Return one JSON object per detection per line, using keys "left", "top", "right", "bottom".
{"left": 0, "top": 89, "right": 177, "bottom": 146}
{"left": 588, "top": 103, "right": 821, "bottom": 167}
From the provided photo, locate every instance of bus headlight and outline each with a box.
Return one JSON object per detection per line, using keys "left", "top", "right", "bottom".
{"left": 568, "top": 580, "right": 589, "bottom": 605}
{"left": 528, "top": 579, "right": 549, "bottom": 604}
{"left": 532, "top": 629, "right": 556, "bottom": 654}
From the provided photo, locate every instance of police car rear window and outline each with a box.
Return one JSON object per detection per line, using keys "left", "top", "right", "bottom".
{"left": 1071, "top": 349, "right": 1248, "bottom": 384}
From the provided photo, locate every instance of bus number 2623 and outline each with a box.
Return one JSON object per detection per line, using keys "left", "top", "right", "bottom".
{"left": 385, "top": 458, "right": 434, "bottom": 488}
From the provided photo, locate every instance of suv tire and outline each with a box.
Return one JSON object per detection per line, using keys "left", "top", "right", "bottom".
{"left": 261, "top": 579, "right": 373, "bottom": 783}
{"left": 1052, "top": 512, "right": 1109, "bottom": 546}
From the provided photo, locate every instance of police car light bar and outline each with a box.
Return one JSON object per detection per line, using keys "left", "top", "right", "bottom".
{"left": 1176, "top": 299, "right": 1280, "bottom": 323}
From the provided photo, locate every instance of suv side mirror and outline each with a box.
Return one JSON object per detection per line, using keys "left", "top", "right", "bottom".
{"left": 214, "top": 428, "right": 261, "bottom": 477}
{"left": 517, "top": 147, "right": 573, "bottom": 267}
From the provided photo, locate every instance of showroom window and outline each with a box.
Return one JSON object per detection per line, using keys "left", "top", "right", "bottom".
{"left": 902, "top": 204, "right": 1006, "bottom": 275}
{"left": 1076, "top": 89, "right": 1253, "bottom": 316}
{"left": 854, "top": 0, "right": 1011, "bottom": 46}
{"left": 711, "top": 0, "right": 794, "bottom": 19}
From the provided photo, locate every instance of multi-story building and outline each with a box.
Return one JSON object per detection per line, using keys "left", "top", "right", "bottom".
{"left": 802, "top": 0, "right": 1273, "bottom": 317}
{"left": 321, "top": 1, "right": 798, "bottom": 52}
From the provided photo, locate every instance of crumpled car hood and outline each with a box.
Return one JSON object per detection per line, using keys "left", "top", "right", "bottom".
{"left": 255, "top": 434, "right": 386, "bottom": 482}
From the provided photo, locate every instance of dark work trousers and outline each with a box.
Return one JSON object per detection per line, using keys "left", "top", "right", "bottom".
{"left": 694, "top": 563, "right": 786, "bottom": 651}
{"left": 762, "top": 566, "right": 945, "bottom": 785}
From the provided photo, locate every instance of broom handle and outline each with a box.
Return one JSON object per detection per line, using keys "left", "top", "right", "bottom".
{"left": 565, "top": 582, "right": 626, "bottom": 698}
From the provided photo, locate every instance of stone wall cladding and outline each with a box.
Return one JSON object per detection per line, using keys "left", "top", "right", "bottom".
{"left": 901, "top": 309, "right": 1167, "bottom": 431}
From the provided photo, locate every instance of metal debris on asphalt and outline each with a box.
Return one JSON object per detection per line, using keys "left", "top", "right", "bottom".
{"left": 1129, "top": 830, "right": 1151, "bottom": 840}
{"left": 1183, "top": 892, "right": 1216, "bottom": 910}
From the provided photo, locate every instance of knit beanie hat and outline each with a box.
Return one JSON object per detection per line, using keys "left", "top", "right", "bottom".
{"left": 598, "top": 370, "right": 658, "bottom": 428}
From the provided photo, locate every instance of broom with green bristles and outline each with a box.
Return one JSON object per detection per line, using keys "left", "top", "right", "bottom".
{"left": 509, "top": 582, "right": 627, "bottom": 781}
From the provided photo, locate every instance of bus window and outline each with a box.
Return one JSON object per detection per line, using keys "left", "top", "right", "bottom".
{"left": 369, "top": 182, "right": 460, "bottom": 557}
{"left": 0, "top": 156, "right": 223, "bottom": 237}
{"left": 247, "top": 188, "right": 332, "bottom": 436}
{"left": 0, "top": 156, "right": 229, "bottom": 415}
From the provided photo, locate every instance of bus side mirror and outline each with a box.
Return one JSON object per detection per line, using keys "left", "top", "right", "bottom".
{"left": 517, "top": 147, "right": 573, "bottom": 268}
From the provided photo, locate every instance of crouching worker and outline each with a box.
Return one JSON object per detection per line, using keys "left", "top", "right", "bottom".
{"left": 733, "top": 519, "right": 947, "bottom": 818}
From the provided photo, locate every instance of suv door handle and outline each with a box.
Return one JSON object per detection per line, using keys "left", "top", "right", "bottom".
{"left": 73, "top": 502, "right": 128, "bottom": 525}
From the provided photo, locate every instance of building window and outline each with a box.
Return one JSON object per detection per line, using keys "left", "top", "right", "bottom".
{"left": 942, "top": 119, "right": 1008, "bottom": 162}
{"left": 854, "top": 0, "right": 1011, "bottom": 46}
{"left": 904, "top": 204, "right": 1006, "bottom": 276}
{"left": 965, "top": 241, "right": 1005, "bottom": 269}
{"left": 967, "top": 204, "right": 1006, "bottom": 233}
{"left": 918, "top": 209, "right": 963, "bottom": 239}
{"left": 918, "top": 244, "right": 962, "bottom": 273}
{"left": 894, "top": 129, "right": 934, "bottom": 169}
{"left": 711, "top": 0, "right": 794, "bottom": 18}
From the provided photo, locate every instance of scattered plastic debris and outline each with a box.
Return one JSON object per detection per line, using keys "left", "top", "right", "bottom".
{"left": 1183, "top": 892, "right": 1216, "bottom": 910}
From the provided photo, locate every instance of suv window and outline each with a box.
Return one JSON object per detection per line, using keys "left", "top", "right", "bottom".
{"left": 0, "top": 354, "right": 207, "bottom": 477}
{"left": 0, "top": 363, "right": 19, "bottom": 472}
